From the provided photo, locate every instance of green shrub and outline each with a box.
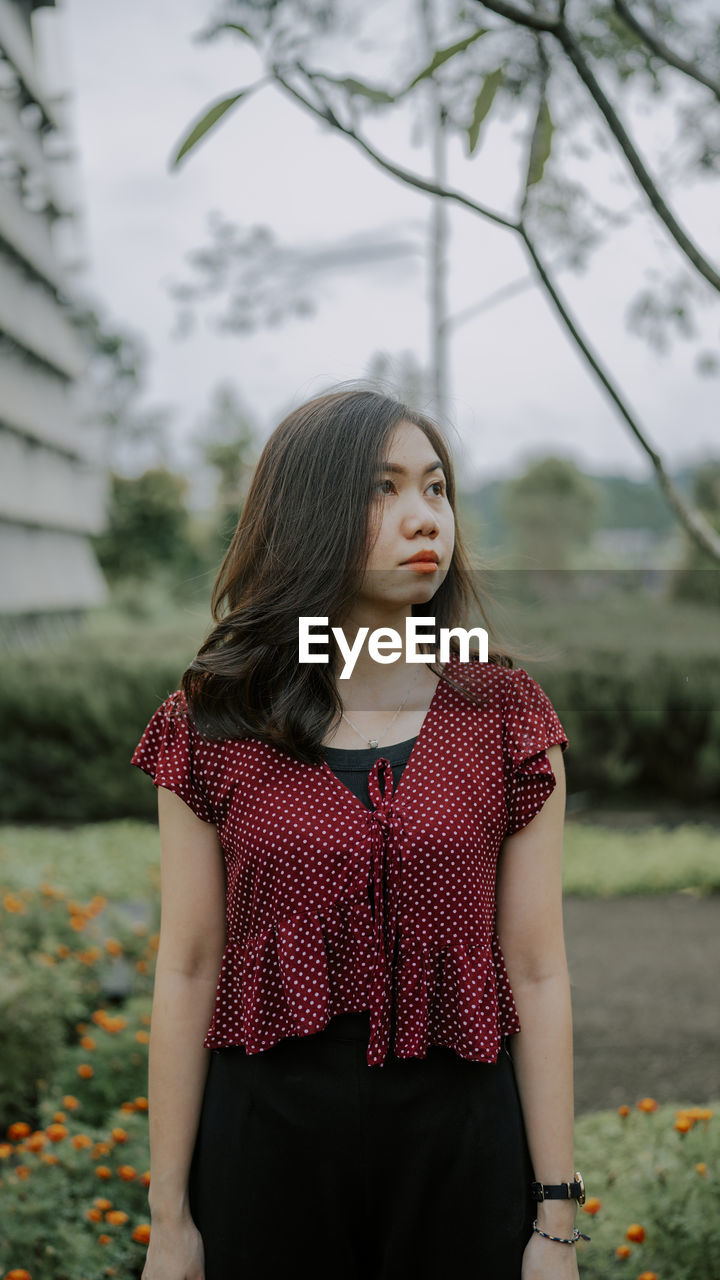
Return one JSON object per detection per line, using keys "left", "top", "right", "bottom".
{"left": 574, "top": 1097, "right": 720, "bottom": 1278}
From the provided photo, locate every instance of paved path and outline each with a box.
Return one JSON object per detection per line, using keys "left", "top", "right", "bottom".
{"left": 563, "top": 894, "right": 720, "bottom": 1114}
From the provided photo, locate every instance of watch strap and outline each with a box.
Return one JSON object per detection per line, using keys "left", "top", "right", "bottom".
{"left": 530, "top": 1172, "right": 585, "bottom": 1204}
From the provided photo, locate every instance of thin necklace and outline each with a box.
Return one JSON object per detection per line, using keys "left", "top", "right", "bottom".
{"left": 340, "top": 667, "right": 421, "bottom": 749}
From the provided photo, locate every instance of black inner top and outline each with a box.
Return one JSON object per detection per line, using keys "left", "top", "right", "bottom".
{"left": 322, "top": 733, "right": 418, "bottom": 808}
{"left": 320, "top": 735, "right": 419, "bottom": 1039}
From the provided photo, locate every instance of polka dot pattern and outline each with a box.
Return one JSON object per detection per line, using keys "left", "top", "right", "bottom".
{"left": 130, "top": 658, "right": 568, "bottom": 1069}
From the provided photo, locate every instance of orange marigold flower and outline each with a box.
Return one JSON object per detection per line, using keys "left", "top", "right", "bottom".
{"left": 77, "top": 1064, "right": 94, "bottom": 1079}
{"left": 72, "top": 1134, "right": 93, "bottom": 1150}
{"left": 52, "top": 1112, "right": 66, "bottom": 1124}
{"left": 87, "top": 1207, "right": 103, "bottom": 1222}
{"left": 0, "top": 1142, "right": 13, "bottom": 1158}
{"left": 26, "top": 1132, "right": 46, "bottom": 1152}
{"left": 63, "top": 1095, "right": 79, "bottom": 1110}
{"left": 105, "top": 939, "right": 123, "bottom": 956}
{"left": 111, "top": 1128, "right": 127, "bottom": 1143}
{"left": 76, "top": 1022, "right": 89, "bottom": 1034}
{"left": 15, "top": 1164, "right": 31, "bottom": 1179}
{"left": 106, "top": 1016, "right": 127, "bottom": 1033}
{"left": 637, "top": 1098, "right": 658, "bottom": 1113}
{"left": 95, "top": 1165, "right": 112, "bottom": 1179}
{"left": 149, "top": 933, "right": 160, "bottom": 951}
{"left": 139, "top": 1171, "right": 151, "bottom": 1187}
{"left": 638, "top": 1273, "right": 658, "bottom": 1280}
{"left": 697, "top": 1107, "right": 713, "bottom": 1122}
{"left": 118, "top": 1165, "right": 137, "bottom": 1181}
{"left": 582, "top": 1197, "right": 602, "bottom": 1215}
{"left": 92, "top": 1009, "right": 110, "bottom": 1026}
{"left": 139, "top": 1014, "right": 151, "bottom": 1025}
{"left": 626, "top": 1224, "right": 645, "bottom": 1243}
{"left": 69, "top": 915, "right": 86, "bottom": 931}
{"left": 615, "top": 1245, "right": 631, "bottom": 1259}
{"left": 136, "top": 960, "right": 148, "bottom": 973}
{"left": 7, "top": 1122, "right": 31, "bottom": 1142}
{"left": 134, "top": 1097, "right": 149, "bottom": 1112}
{"left": 3, "top": 892, "right": 26, "bottom": 913}
{"left": 98, "top": 1233, "right": 111, "bottom": 1244}
{"left": 132, "top": 1223, "right": 152, "bottom": 1245}
{"left": 57, "top": 943, "right": 70, "bottom": 957}
{"left": 135, "top": 1030, "right": 150, "bottom": 1044}
{"left": 105, "top": 1209, "right": 129, "bottom": 1225}
{"left": 94, "top": 1197, "right": 113, "bottom": 1210}
{"left": 6, "top": 1270, "right": 33, "bottom": 1279}
{"left": 35, "top": 952, "right": 56, "bottom": 966}
{"left": 80, "top": 1036, "right": 96, "bottom": 1051}
{"left": 41, "top": 1153, "right": 59, "bottom": 1164}
{"left": 695, "top": 1162, "right": 708, "bottom": 1176}
{"left": 91, "top": 894, "right": 108, "bottom": 910}
{"left": 93, "top": 1142, "right": 111, "bottom": 1158}
{"left": 617, "top": 1105, "right": 630, "bottom": 1118}
{"left": 120, "top": 1101, "right": 135, "bottom": 1113}
{"left": 675, "top": 1116, "right": 692, "bottom": 1133}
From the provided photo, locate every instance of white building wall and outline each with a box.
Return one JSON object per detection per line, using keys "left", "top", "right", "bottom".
{"left": 0, "top": 0, "right": 110, "bottom": 628}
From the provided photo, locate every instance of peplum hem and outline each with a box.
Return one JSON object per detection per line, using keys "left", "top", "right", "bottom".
{"left": 202, "top": 894, "right": 522, "bottom": 1067}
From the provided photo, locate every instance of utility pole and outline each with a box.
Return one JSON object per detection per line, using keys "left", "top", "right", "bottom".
{"left": 419, "top": 0, "right": 450, "bottom": 426}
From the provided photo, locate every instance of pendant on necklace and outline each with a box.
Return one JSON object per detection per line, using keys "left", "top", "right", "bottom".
{"left": 369, "top": 739, "right": 379, "bottom": 749}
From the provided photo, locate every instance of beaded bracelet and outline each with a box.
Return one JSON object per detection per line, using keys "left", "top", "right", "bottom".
{"left": 532, "top": 1220, "right": 592, "bottom": 1245}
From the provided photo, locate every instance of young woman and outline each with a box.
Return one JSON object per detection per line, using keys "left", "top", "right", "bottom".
{"left": 131, "top": 386, "right": 589, "bottom": 1280}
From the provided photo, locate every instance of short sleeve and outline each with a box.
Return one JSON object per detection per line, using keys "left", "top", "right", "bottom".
{"left": 130, "top": 690, "right": 215, "bottom": 824}
{"left": 503, "top": 667, "right": 569, "bottom": 838}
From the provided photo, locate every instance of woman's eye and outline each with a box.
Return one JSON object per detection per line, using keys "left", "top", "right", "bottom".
{"left": 374, "top": 478, "right": 446, "bottom": 497}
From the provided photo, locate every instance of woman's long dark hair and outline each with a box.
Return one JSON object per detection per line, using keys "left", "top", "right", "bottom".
{"left": 179, "top": 383, "right": 535, "bottom": 763}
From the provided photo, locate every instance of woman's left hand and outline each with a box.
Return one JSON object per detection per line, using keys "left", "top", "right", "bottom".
{"left": 521, "top": 1229, "right": 581, "bottom": 1278}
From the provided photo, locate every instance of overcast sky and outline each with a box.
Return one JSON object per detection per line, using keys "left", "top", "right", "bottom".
{"left": 42, "top": 0, "right": 720, "bottom": 497}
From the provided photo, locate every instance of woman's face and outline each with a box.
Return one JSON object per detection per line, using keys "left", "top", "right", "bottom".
{"left": 357, "top": 420, "right": 455, "bottom": 615}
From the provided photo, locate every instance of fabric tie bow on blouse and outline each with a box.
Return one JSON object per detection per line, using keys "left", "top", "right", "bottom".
{"left": 364, "top": 756, "right": 409, "bottom": 1065}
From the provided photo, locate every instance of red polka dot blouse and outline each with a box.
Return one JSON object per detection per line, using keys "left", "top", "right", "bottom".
{"left": 130, "top": 655, "right": 569, "bottom": 1068}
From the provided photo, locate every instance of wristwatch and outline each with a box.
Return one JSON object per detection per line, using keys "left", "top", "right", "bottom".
{"left": 530, "top": 1171, "right": 585, "bottom": 1205}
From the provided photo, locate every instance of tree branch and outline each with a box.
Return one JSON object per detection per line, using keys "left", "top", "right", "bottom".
{"left": 269, "top": 62, "right": 720, "bottom": 563}
{"left": 477, "top": 0, "right": 720, "bottom": 293}
{"left": 272, "top": 66, "right": 519, "bottom": 232}
{"left": 613, "top": 0, "right": 720, "bottom": 102}
{"left": 519, "top": 224, "right": 720, "bottom": 560}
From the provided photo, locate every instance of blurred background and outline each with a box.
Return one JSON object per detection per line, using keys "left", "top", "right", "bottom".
{"left": 0, "top": 2, "right": 719, "bottom": 1275}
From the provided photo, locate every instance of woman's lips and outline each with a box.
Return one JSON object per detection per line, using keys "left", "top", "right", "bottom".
{"left": 399, "top": 559, "right": 439, "bottom": 572}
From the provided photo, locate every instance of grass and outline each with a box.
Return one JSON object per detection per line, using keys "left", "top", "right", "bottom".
{"left": 1, "top": 817, "right": 718, "bottom": 902}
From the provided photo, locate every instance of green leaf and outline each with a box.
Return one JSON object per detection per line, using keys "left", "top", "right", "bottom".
{"left": 526, "top": 98, "right": 554, "bottom": 187}
{"left": 195, "top": 20, "right": 255, "bottom": 43}
{"left": 171, "top": 90, "right": 252, "bottom": 168}
{"left": 403, "top": 27, "right": 488, "bottom": 93}
{"left": 467, "top": 67, "right": 504, "bottom": 156}
{"left": 308, "top": 71, "right": 397, "bottom": 104}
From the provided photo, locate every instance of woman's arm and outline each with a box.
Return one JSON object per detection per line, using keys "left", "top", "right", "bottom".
{"left": 495, "top": 744, "right": 579, "bottom": 1238}
{"left": 146, "top": 786, "right": 227, "bottom": 1225}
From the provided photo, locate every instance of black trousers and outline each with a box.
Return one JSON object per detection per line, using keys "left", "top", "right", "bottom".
{"left": 188, "top": 1013, "right": 536, "bottom": 1279}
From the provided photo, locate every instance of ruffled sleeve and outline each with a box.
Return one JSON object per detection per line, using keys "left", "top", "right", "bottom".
{"left": 503, "top": 667, "right": 568, "bottom": 838}
{"left": 130, "top": 690, "right": 215, "bottom": 824}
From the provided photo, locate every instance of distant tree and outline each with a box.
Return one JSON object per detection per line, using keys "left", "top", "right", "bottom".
{"left": 69, "top": 302, "right": 175, "bottom": 471}
{"left": 501, "top": 454, "right": 603, "bottom": 570}
{"left": 92, "top": 468, "right": 202, "bottom": 591}
{"left": 365, "top": 350, "right": 434, "bottom": 411}
{"left": 671, "top": 459, "right": 720, "bottom": 607}
{"left": 190, "top": 381, "right": 261, "bottom": 558}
